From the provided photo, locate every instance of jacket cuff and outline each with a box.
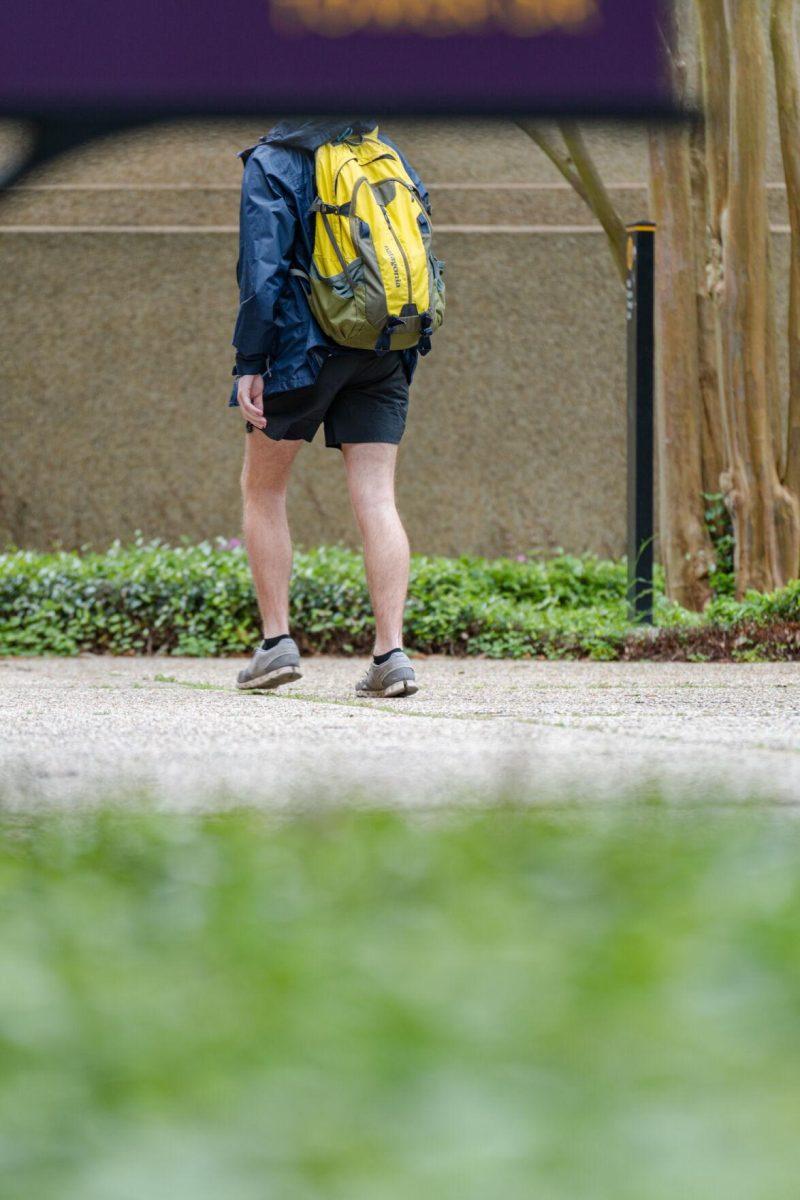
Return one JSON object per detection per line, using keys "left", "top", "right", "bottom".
{"left": 233, "top": 354, "right": 267, "bottom": 377}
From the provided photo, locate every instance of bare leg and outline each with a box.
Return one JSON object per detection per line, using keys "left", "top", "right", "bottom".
{"left": 241, "top": 433, "right": 303, "bottom": 638}
{"left": 342, "top": 443, "right": 410, "bottom": 655}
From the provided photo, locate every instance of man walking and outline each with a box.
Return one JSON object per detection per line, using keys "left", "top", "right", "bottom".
{"left": 231, "top": 118, "right": 443, "bottom": 697}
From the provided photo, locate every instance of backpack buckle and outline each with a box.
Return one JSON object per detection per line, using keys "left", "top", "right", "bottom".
{"left": 310, "top": 198, "right": 343, "bottom": 216}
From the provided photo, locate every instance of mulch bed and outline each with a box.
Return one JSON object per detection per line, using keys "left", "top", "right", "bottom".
{"left": 622, "top": 620, "right": 800, "bottom": 662}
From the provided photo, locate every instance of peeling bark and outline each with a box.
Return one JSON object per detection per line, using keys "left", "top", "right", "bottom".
{"left": 772, "top": 0, "right": 800, "bottom": 511}
{"left": 695, "top": 0, "right": 734, "bottom": 501}
{"left": 766, "top": 231, "right": 786, "bottom": 478}
{"left": 695, "top": 0, "right": 730, "bottom": 242}
{"left": 724, "top": 0, "right": 800, "bottom": 592}
{"left": 649, "top": 124, "right": 714, "bottom": 610}
{"left": 689, "top": 115, "right": 725, "bottom": 496}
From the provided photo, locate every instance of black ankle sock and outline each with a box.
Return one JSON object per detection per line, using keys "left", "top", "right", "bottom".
{"left": 261, "top": 633, "right": 291, "bottom": 651}
{"left": 373, "top": 647, "right": 402, "bottom": 665}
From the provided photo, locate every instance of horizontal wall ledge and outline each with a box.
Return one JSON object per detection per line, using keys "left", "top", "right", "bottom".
{"left": 0, "top": 224, "right": 794, "bottom": 235}
{"left": 8, "top": 181, "right": 645, "bottom": 192}
{"left": 5, "top": 181, "right": 790, "bottom": 191}
{"left": 0, "top": 223, "right": 603, "bottom": 234}
{"left": 3, "top": 183, "right": 789, "bottom": 229}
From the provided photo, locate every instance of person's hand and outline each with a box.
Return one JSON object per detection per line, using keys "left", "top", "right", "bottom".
{"left": 237, "top": 373, "right": 266, "bottom": 430}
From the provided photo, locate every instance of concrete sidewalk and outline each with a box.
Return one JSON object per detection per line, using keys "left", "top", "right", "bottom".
{"left": 1, "top": 656, "right": 799, "bottom": 809}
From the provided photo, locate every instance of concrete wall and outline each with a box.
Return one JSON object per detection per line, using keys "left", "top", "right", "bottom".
{"left": 0, "top": 116, "right": 791, "bottom": 556}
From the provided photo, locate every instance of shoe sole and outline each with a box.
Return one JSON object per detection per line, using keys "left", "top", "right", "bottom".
{"left": 356, "top": 679, "right": 419, "bottom": 699}
{"left": 237, "top": 666, "right": 302, "bottom": 691}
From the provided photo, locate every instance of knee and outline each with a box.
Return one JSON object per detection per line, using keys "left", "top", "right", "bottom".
{"left": 241, "top": 463, "right": 286, "bottom": 509}
{"left": 351, "top": 487, "right": 397, "bottom": 529}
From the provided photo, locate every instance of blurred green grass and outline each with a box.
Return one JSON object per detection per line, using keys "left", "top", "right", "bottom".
{"left": 1, "top": 805, "right": 799, "bottom": 1199}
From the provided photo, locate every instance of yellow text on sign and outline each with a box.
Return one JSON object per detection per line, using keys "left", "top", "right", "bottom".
{"left": 270, "top": 0, "right": 600, "bottom": 37}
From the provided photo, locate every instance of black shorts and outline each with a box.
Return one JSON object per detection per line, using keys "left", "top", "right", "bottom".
{"left": 248, "top": 350, "right": 409, "bottom": 449}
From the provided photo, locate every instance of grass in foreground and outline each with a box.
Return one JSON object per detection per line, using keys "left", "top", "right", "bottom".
{"left": 3, "top": 538, "right": 800, "bottom": 660}
{"left": 1, "top": 805, "right": 800, "bottom": 1199}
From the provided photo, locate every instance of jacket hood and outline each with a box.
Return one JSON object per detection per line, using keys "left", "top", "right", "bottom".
{"left": 263, "top": 117, "right": 377, "bottom": 152}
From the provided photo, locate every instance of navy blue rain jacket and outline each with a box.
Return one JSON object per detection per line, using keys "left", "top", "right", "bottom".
{"left": 230, "top": 118, "right": 431, "bottom": 404}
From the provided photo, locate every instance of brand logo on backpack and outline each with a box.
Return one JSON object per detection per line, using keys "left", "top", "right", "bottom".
{"left": 384, "top": 244, "right": 401, "bottom": 289}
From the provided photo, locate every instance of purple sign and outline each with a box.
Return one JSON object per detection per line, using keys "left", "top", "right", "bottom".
{"left": 0, "top": 0, "right": 670, "bottom": 116}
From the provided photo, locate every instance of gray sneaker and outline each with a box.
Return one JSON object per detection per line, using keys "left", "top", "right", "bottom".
{"left": 355, "top": 650, "right": 418, "bottom": 698}
{"left": 236, "top": 638, "right": 302, "bottom": 691}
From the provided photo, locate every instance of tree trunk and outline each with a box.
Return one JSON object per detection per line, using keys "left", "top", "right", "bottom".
{"left": 689, "top": 117, "right": 725, "bottom": 497}
{"left": 522, "top": 0, "right": 800, "bottom": 596}
{"left": 695, "top": 0, "right": 730, "bottom": 242}
{"left": 724, "top": 0, "right": 800, "bottom": 593}
{"left": 649, "top": 124, "right": 714, "bottom": 610}
{"left": 695, "top": 0, "right": 734, "bottom": 491}
{"left": 772, "top": 0, "right": 800, "bottom": 519}
{"left": 765, "top": 232, "right": 786, "bottom": 478}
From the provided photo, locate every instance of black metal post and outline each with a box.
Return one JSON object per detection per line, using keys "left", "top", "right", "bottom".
{"left": 626, "top": 221, "right": 656, "bottom": 624}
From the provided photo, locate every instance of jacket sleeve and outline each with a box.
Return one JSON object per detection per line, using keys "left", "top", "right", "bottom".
{"left": 379, "top": 133, "right": 432, "bottom": 216}
{"left": 232, "top": 151, "right": 299, "bottom": 377}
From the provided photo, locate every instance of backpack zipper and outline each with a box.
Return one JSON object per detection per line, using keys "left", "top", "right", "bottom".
{"left": 349, "top": 176, "right": 413, "bottom": 311}
{"left": 333, "top": 153, "right": 395, "bottom": 196}
{"left": 333, "top": 155, "right": 358, "bottom": 195}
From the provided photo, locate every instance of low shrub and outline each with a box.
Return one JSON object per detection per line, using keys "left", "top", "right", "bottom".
{"left": 1, "top": 538, "right": 800, "bottom": 659}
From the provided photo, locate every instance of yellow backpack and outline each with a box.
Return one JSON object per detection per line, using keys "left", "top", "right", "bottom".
{"left": 305, "top": 128, "right": 445, "bottom": 354}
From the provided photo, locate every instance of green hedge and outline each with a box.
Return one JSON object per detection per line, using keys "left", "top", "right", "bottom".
{"left": 2, "top": 538, "right": 800, "bottom": 659}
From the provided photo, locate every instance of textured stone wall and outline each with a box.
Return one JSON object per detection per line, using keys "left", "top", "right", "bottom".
{"left": 0, "top": 117, "right": 791, "bottom": 555}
